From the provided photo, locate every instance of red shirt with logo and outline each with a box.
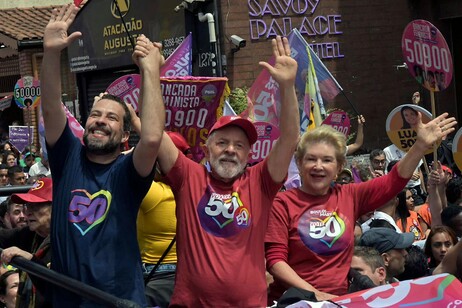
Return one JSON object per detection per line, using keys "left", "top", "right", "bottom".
{"left": 166, "top": 153, "right": 281, "bottom": 307}
{"left": 265, "top": 165, "right": 409, "bottom": 301}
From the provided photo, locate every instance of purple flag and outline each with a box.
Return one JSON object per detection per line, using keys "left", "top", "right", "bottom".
{"left": 161, "top": 33, "right": 192, "bottom": 77}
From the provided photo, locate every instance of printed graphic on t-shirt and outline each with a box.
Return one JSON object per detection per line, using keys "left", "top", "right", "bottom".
{"left": 298, "top": 208, "right": 351, "bottom": 256}
{"left": 409, "top": 220, "right": 422, "bottom": 240}
{"left": 68, "top": 189, "right": 112, "bottom": 236}
{"left": 197, "top": 189, "right": 250, "bottom": 237}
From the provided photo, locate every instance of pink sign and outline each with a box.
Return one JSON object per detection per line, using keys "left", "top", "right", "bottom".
{"left": 163, "top": 76, "right": 229, "bottom": 162}
{"left": 335, "top": 274, "right": 461, "bottom": 308}
{"left": 106, "top": 74, "right": 141, "bottom": 112}
{"left": 322, "top": 110, "right": 350, "bottom": 136}
{"left": 14, "top": 76, "right": 41, "bottom": 109}
{"left": 402, "top": 20, "right": 453, "bottom": 92}
{"left": 249, "top": 121, "right": 280, "bottom": 165}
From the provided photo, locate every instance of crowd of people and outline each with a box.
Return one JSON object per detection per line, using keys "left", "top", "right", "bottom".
{"left": 0, "top": 3, "right": 459, "bottom": 308}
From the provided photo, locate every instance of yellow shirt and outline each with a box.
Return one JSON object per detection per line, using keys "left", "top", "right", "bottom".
{"left": 137, "top": 181, "right": 177, "bottom": 264}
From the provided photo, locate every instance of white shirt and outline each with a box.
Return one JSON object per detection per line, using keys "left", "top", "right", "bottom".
{"left": 28, "top": 161, "right": 51, "bottom": 177}
{"left": 383, "top": 144, "right": 422, "bottom": 188}
{"left": 361, "top": 211, "right": 402, "bottom": 233}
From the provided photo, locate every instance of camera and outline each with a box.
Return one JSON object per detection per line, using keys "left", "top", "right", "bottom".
{"left": 230, "top": 35, "right": 246, "bottom": 48}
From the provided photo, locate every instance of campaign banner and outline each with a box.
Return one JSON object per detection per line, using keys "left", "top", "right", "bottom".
{"left": 0, "top": 95, "right": 11, "bottom": 111}
{"left": 106, "top": 74, "right": 141, "bottom": 112}
{"left": 385, "top": 104, "right": 433, "bottom": 153}
{"left": 162, "top": 76, "right": 229, "bottom": 162}
{"left": 37, "top": 103, "right": 85, "bottom": 160}
{"left": 241, "top": 56, "right": 280, "bottom": 127}
{"left": 322, "top": 110, "right": 350, "bottom": 136}
{"left": 451, "top": 127, "right": 462, "bottom": 172}
{"left": 249, "top": 121, "right": 280, "bottom": 165}
{"left": 9, "top": 126, "right": 34, "bottom": 153}
{"left": 334, "top": 273, "right": 462, "bottom": 307}
{"left": 402, "top": 20, "right": 453, "bottom": 92}
{"left": 160, "top": 33, "right": 192, "bottom": 77}
{"left": 14, "top": 76, "right": 40, "bottom": 109}
{"left": 107, "top": 34, "right": 192, "bottom": 112}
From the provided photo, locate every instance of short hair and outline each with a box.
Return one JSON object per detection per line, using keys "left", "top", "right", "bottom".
{"left": 0, "top": 199, "right": 7, "bottom": 217}
{"left": 446, "top": 178, "right": 462, "bottom": 204}
{"left": 441, "top": 206, "right": 462, "bottom": 231}
{"left": 369, "top": 149, "right": 384, "bottom": 161}
{"left": 386, "top": 160, "right": 399, "bottom": 173}
{"left": 0, "top": 163, "right": 7, "bottom": 170}
{"left": 353, "top": 246, "right": 385, "bottom": 271}
{"left": 396, "top": 245, "right": 429, "bottom": 280}
{"left": 7, "top": 165, "right": 23, "bottom": 178}
{"left": 368, "top": 219, "right": 396, "bottom": 230}
{"left": 295, "top": 125, "right": 346, "bottom": 168}
{"left": 95, "top": 94, "right": 131, "bottom": 132}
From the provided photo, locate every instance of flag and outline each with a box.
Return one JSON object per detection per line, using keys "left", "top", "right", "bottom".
{"left": 287, "top": 29, "right": 342, "bottom": 103}
{"left": 240, "top": 57, "right": 280, "bottom": 127}
{"left": 287, "top": 29, "right": 342, "bottom": 132}
{"left": 160, "top": 33, "right": 193, "bottom": 77}
{"left": 304, "top": 44, "right": 323, "bottom": 132}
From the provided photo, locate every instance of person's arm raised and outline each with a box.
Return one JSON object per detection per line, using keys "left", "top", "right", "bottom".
{"left": 131, "top": 36, "right": 165, "bottom": 177}
{"left": 346, "top": 115, "right": 365, "bottom": 155}
{"left": 41, "top": 4, "right": 82, "bottom": 147}
{"left": 259, "top": 36, "right": 299, "bottom": 183}
{"left": 397, "top": 113, "right": 456, "bottom": 178}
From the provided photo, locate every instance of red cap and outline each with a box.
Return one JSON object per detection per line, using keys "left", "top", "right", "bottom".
{"left": 209, "top": 116, "right": 258, "bottom": 145}
{"left": 11, "top": 178, "right": 52, "bottom": 204}
{"left": 442, "top": 165, "right": 453, "bottom": 176}
{"left": 166, "top": 131, "right": 190, "bottom": 153}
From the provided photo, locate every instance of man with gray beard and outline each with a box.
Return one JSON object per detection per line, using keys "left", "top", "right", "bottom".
{"left": 157, "top": 36, "right": 300, "bottom": 307}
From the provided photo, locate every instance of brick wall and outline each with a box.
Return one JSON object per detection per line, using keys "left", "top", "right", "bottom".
{"left": 218, "top": 0, "right": 457, "bottom": 151}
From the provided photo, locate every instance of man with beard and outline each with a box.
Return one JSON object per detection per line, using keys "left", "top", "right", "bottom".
{"left": 156, "top": 36, "right": 300, "bottom": 307}
{"left": 0, "top": 197, "right": 27, "bottom": 229}
{"left": 39, "top": 4, "right": 164, "bottom": 307}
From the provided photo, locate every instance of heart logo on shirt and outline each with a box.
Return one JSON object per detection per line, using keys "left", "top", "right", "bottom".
{"left": 68, "top": 189, "right": 112, "bottom": 236}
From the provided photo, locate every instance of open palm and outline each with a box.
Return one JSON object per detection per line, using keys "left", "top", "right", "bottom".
{"left": 43, "top": 4, "right": 81, "bottom": 52}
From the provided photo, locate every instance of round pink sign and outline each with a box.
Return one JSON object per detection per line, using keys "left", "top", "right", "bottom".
{"left": 106, "top": 74, "right": 141, "bottom": 112}
{"left": 249, "top": 121, "right": 280, "bottom": 165}
{"left": 321, "top": 110, "right": 350, "bottom": 136}
{"left": 402, "top": 20, "right": 453, "bottom": 92}
{"left": 14, "top": 76, "right": 40, "bottom": 109}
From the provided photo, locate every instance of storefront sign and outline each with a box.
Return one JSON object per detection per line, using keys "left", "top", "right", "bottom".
{"left": 68, "top": 0, "right": 185, "bottom": 72}
{"left": 248, "top": 0, "right": 344, "bottom": 59}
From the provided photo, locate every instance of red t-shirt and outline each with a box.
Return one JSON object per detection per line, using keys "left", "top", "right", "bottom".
{"left": 167, "top": 153, "right": 282, "bottom": 307}
{"left": 265, "top": 166, "right": 409, "bottom": 301}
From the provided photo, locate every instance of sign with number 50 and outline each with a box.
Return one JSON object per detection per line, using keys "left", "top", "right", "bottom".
{"left": 401, "top": 20, "right": 453, "bottom": 92}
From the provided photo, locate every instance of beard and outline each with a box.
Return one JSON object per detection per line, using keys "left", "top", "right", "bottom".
{"left": 83, "top": 129, "right": 121, "bottom": 155}
{"left": 209, "top": 153, "right": 246, "bottom": 180}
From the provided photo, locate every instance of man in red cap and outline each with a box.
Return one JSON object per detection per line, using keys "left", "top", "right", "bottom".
{"left": 1, "top": 177, "right": 53, "bottom": 307}
{"left": 157, "top": 36, "right": 300, "bottom": 307}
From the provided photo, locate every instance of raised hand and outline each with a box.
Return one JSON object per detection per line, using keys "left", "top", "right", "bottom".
{"left": 414, "top": 112, "right": 457, "bottom": 152}
{"left": 44, "top": 4, "right": 82, "bottom": 53}
{"left": 259, "top": 36, "right": 297, "bottom": 88}
{"left": 132, "top": 35, "right": 165, "bottom": 70}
